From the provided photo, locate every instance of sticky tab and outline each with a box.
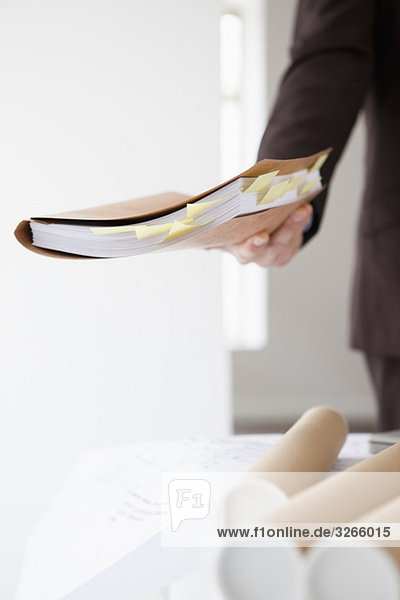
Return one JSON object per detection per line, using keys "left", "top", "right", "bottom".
{"left": 162, "top": 220, "right": 204, "bottom": 242}
{"left": 286, "top": 174, "right": 306, "bottom": 191}
{"left": 186, "top": 200, "right": 219, "bottom": 218}
{"left": 244, "top": 170, "right": 280, "bottom": 193}
{"left": 258, "top": 180, "right": 291, "bottom": 205}
{"left": 90, "top": 224, "right": 139, "bottom": 235}
{"left": 309, "top": 153, "right": 328, "bottom": 172}
{"left": 134, "top": 223, "right": 174, "bottom": 240}
{"left": 299, "top": 176, "right": 322, "bottom": 196}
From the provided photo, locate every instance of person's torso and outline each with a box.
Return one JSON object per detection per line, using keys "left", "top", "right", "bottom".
{"left": 362, "top": 0, "right": 400, "bottom": 236}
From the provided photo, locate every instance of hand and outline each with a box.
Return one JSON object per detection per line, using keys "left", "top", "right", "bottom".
{"left": 221, "top": 203, "right": 313, "bottom": 268}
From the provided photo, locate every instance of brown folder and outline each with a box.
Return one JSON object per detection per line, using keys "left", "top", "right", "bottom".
{"left": 14, "top": 149, "right": 330, "bottom": 259}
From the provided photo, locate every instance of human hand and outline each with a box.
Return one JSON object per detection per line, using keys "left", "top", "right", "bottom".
{"left": 221, "top": 203, "right": 313, "bottom": 267}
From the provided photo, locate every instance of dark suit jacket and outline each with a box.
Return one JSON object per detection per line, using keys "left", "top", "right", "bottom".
{"left": 258, "top": 0, "right": 400, "bottom": 357}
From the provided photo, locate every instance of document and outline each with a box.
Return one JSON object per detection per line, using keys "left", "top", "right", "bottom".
{"left": 16, "top": 436, "right": 277, "bottom": 600}
{"left": 14, "top": 150, "right": 330, "bottom": 259}
{"left": 16, "top": 433, "right": 369, "bottom": 600}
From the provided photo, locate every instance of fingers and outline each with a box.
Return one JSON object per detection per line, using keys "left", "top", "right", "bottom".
{"left": 236, "top": 231, "right": 270, "bottom": 264}
{"left": 254, "top": 232, "right": 303, "bottom": 268}
{"left": 253, "top": 204, "right": 311, "bottom": 267}
{"left": 271, "top": 204, "right": 313, "bottom": 246}
{"left": 223, "top": 203, "right": 313, "bottom": 268}
{"left": 226, "top": 231, "right": 270, "bottom": 264}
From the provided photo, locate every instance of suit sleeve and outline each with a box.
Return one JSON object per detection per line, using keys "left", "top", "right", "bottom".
{"left": 258, "top": 0, "right": 375, "bottom": 244}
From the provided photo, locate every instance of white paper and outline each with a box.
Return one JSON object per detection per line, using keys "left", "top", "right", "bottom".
{"left": 30, "top": 167, "right": 321, "bottom": 258}
{"left": 16, "top": 433, "right": 370, "bottom": 600}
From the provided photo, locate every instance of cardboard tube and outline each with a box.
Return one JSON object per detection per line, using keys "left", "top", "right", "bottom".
{"left": 250, "top": 406, "right": 348, "bottom": 474}
{"left": 357, "top": 495, "right": 400, "bottom": 568}
{"left": 219, "top": 546, "right": 303, "bottom": 600}
{"left": 218, "top": 407, "right": 348, "bottom": 600}
{"left": 263, "top": 443, "right": 400, "bottom": 525}
{"left": 240, "top": 446, "right": 400, "bottom": 600}
{"left": 221, "top": 448, "right": 400, "bottom": 600}
{"left": 305, "top": 546, "right": 400, "bottom": 600}
{"left": 220, "top": 407, "right": 348, "bottom": 528}
{"left": 304, "top": 495, "right": 400, "bottom": 600}
{"left": 249, "top": 405, "right": 348, "bottom": 498}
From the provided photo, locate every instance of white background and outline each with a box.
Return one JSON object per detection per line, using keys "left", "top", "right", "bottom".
{"left": 0, "top": 1, "right": 229, "bottom": 597}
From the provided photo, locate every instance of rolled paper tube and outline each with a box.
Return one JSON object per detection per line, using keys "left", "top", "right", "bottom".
{"left": 304, "top": 495, "right": 400, "bottom": 600}
{"left": 219, "top": 546, "right": 303, "bottom": 600}
{"left": 356, "top": 494, "right": 400, "bottom": 568}
{"left": 220, "top": 407, "right": 348, "bottom": 529}
{"left": 304, "top": 496, "right": 400, "bottom": 600}
{"left": 218, "top": 407, "right": 348, "bottom": 599}
{"left": 305, "top": 546, "right": 400, "bottom": 600}
{"left": 248, "top": 406, "right": 349, "bottom": 497}
{"left": 219, "top": 447, "right": 400, "bottom": 600}
{"left": 262, "top": 443, "right": 400, "bottom": 525}
{"left": 250, "top": 406, "right": 349, "bottom": 474}
{"left": 219, "top": 406, "right": 348, "bottom": 600}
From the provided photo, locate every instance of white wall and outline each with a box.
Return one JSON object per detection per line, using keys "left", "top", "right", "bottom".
{"left": 234, "top": 0, "right": 376, "bottom": 426}
{"left": 0, "top": 2, "right": 229, "bottom": 598}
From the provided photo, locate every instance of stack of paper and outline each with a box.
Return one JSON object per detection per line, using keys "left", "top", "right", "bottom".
{"left": 14, "top": 150, "right": 329, "bottom": 259}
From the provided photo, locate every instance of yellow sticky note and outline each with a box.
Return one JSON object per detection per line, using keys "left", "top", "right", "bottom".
{"left": 286, "top": 174, "right": 306, "bottom": 191}
{"left": 91, "top": 219, "right": 194, "bottom": 237}
{"left": 91, "top": 224, "right": 139, "bottom": 235}
{"left": 258, "top": 180, "right": 291, "bottom": 205}
{"left": 135, "top": 223, "right": 174, "bottom": 239}
{"left": 162, "top": 220, "right": 203, "bottom": 242}
{"left": 186, "top": 200, "right": 219, "bottom": 218}
{"left": 244, "top": 170, "right": 280, "bottom": 193}
{"left": 309, "top": 153, "right": 328, "bottom": 172}
{"left": 299, "top": 177, "right": 322, "bottom": 196}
